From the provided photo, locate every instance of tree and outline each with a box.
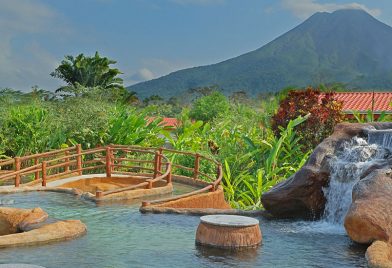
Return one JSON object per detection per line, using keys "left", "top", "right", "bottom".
{"left": 189, "top": 91, "right": 230, "bottom": 122}
{"left": 187, "top": 85, "right": 221, "bottom": 100}
{"left": 51, "top": 52, "right": 124, "bottom": 97}
{"left": 143, "top": 95, "right": 164, "bottom": 106}
{"left": 0, "top": 88, "right": 24, "bottom": 104}
{"left": 27, "top": 85, "right": 56, "bottom": 101}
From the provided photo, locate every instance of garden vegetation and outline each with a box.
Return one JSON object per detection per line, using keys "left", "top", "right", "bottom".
{"left": 1, "top": 52, "right": 390, "bottom": 210}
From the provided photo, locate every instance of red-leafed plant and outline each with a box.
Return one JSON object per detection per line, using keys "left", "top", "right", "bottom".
{"left": 271, "top": 87, "right": 344, "bottom": 151}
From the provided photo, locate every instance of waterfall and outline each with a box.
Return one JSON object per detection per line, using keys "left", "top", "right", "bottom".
{"left": 322, "top": 136, "right": 389, "bottom": 224}
{"left": 368, "top": 130, "right": 392, "bottom": 150}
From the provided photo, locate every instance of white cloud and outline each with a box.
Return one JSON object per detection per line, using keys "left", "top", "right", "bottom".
{"left": 281, "top": 0, "right": 381, "bottom": 19}
{"left": 0, "top": 0, "right": 69, "bottom": 91}
{"left": 131, "top": 68, "right": 155, "bottom": 81}
{"left": 170, "top": 0, "right": 225, "bottom": 6}
{"left": 125, "top": 58, "right": 192, "bottom": 85}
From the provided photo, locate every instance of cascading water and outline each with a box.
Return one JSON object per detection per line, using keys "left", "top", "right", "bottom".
{"left": 288, "top": 131, "right": 391, "bottom": 235}
{"left": 322, "top": 136, "right": 390, "bottom": 225}
{"left": 368, "top": 129, "right": 392, "bottom": 150}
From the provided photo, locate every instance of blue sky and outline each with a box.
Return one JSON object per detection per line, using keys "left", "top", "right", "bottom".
{"left": 0, "top": 0, "right": 391, "bottom": 91}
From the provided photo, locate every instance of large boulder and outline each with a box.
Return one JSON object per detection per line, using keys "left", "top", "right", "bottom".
{"left": 344, "top": 168, "right": 392, "bottom": 244}
{"left": 261, "top": 122, "right": 392, "bottom": 219}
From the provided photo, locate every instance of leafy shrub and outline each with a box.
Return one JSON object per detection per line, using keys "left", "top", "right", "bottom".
{"left": 0, "top": 103, "right": 62, "bottom": 156}
{"left": 107, "top": 107, "right": 166, "bottom": 147}
{"left": 189, "top": 91, "right": 229, "bottom": 122}
{"left": 221, "top": 116, "right": 310, "bottom": 209}
{"left": 271, "top": 87, "right": 344, "bottom": 151}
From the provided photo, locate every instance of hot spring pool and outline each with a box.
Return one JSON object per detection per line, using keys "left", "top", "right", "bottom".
{"left": 0, "top": 191, "right": 366, "bottom": 268}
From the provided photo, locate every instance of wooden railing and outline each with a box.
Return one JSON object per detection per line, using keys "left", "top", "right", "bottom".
{"left": 0, "top": 145, "right": 222, "bottom": 202}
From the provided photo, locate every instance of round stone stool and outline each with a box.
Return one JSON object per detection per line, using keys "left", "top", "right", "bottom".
{"left": 195, "top": 215, "right": 262, "bottom": 249}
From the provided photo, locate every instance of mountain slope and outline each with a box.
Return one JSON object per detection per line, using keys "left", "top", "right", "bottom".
{"left": 128, "top": 9, "right": 392, "bottom": 98}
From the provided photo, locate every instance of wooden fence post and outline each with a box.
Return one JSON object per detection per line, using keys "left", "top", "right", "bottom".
{"left": 158, "top": 147, "right": 163, "bottom": 173}
{"left": 14, "top": 157, "right": 21, "bottom": 187}
{"left": 146, "top": 179, "right": 153, "bottom": 189}
{"left": 193, "top": 153, "right": 200, "bottom": 180}
{"left": 34, "top": 157, "right": 39, "bottom": 181}
{"left": 110, "top": 149, "right": 115, "bottom": 172}
{"left": 210, "top": 164, "right": 221, "bottom": 192}
{"left": 64, "top": 150, "right": 70, "bottom": 172}
{"left": 76, "top": 144, "right": 82, "bottom": 175}
{"left": 42, "top": 161, "right": 47, "bottom": 187}
{"left": 106, "top": 146, "right": 112, "bottom": 177}
{"left": 210, "top": 183, "right": 215, "bottom": 192}
{"left": 95, "top": 190, "right": 103, "bottom": 199}
{"left": 166, "top": 163, "right": 172, "bottom": 184}
{"left": 153, "top": 151, "right": 160, "bottom": 179}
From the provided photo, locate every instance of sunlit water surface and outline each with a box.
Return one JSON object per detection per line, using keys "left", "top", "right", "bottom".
{"left": 0, "top": 191, "right": 366, "bottom": 268}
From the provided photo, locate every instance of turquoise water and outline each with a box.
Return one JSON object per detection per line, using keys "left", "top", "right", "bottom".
{"left": 0, "top": 191, "right": 366, "bottom": 268}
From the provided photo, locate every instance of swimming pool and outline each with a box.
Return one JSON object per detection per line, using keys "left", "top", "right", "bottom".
{"left": 0, "top": 191, "right": 366, "bottom": 268}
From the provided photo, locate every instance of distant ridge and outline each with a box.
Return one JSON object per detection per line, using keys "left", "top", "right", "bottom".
{"left": 128, "top": 9, "right": 392, "bottom": 98}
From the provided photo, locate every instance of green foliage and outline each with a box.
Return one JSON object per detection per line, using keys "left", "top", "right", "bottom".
{"left": 51, "top": 52, "right": 124, "bottom": 97}
{"left": 107, "top": 107, "right": 166, "bottom": 147}
{"left": 0, "top": 97, "right": 166, "bottom": 156}
{"left": 220, "top": 116, "right": 310, "bottom": 209}
{"left": 0, "top": 104, "right": 57, "bottom": 156}
{"left": 352, "top": 110, "right": 391, "bottom": 123}
{"left": 0, "top": 84, "right": 325, "bottom": 211}
{"left": 51, "top": 98, "right": 113, "bottom": 148}
{"left": 168, "top": 102, "right": 310, "bottom": 209}
{"left": 189, "top": 91, "right": 230, "bottom": 122}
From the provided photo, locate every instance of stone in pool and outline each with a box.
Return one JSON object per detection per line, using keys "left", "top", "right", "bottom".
{"left": 195, "top": 215, "right": 262, "bottom": 249}
{"left": 0, "top": 207, "right": 86, "bottom": 248}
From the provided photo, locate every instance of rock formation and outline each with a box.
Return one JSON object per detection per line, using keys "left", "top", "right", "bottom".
{"left": 261, "top": 122, "right": 392, "bottom": 219}
{"left": 344, "top": 168, "right": 392, "bottom": 244}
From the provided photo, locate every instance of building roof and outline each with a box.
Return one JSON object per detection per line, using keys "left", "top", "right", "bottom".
{"left": 146, "top": 117, "right": 178, "bottom": 128}
{"left": 329, "top": 92, "right": 392, "bottom": 113}
{"left": 160, "top": 117, "right": 178, "bottom": 128}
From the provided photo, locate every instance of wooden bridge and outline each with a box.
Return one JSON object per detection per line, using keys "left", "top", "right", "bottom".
{"left": 0, "top": 145, "right": 222, "bottom": 206}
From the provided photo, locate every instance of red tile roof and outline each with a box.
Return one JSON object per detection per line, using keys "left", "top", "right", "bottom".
{"left": 146, "top": 117, "right": 178, "bottom": 128}
{"left": 160, "top": 117, "right": 178, "bottom": 127}
{"left": 328, "top": 92, "right": 392, "bottom": 113}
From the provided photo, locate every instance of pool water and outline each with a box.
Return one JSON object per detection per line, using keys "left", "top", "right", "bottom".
{"left": 0, "top": 191, "right": 366, "bottom": 268}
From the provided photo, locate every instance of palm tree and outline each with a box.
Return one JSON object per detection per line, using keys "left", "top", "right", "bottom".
{"left": 51, "top": 52, "right": 124, "bottom": 97}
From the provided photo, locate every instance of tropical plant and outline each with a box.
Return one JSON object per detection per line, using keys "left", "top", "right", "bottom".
{"left": 221, "top": 116, "right": 310, "bottom": 209}
{"left": 271, "top": 87, "right": 344, "bottom": 151}
{"left": 51, "top": 52, "right": 124, "bottom": 97}
{"left": 351, "top": 110, "right": 390, "bottom": 123}
{"left": 0, "top": 104, "right": 61, "bottom": 156}
{"left": 106, "top": 107, "right": 167, "bottom": 147}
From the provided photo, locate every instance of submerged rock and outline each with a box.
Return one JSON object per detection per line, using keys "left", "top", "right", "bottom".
{"left": 261, "top": 122, "right": 392, "bottom": 219}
